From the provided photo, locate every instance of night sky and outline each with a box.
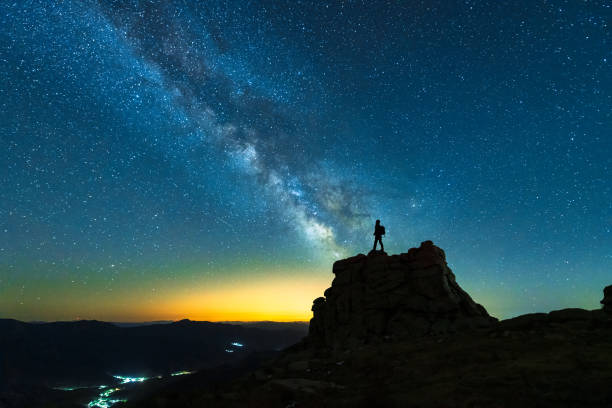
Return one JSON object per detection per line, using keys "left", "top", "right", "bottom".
{"left": 1, "top": 1, "right": 610, "bottom": 322}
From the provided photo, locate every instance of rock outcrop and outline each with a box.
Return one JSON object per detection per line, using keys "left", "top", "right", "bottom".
{"left": 602, "top": 285, "right": 612, "bottom": 313}
{"left": 307, "top": 241, "right": 497, "bottom": 348}
{"left": 118, "top": 250, "right": 612, "bottom": 408}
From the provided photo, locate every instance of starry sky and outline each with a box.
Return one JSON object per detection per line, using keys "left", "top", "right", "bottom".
{"left": 1, "top": 0, "right": 610, "bottom": 322}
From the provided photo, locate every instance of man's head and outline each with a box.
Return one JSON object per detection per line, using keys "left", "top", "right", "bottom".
{"left": 376, "top": 219, "right": 380, "bottom": 225}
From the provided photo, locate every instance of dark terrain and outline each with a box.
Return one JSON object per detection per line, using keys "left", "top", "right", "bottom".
{"left": 0, "top": 319, "right": 307, "bottom": 408}
{"left": 3, "top": 242, "right": 610, "bottom": 408}
{"left": 117, "top": 242, "right": 612, "bottom": 408}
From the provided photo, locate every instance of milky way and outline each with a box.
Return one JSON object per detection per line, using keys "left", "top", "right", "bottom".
{"left": 1, "top": 1, "right": 610, "bottom": 321}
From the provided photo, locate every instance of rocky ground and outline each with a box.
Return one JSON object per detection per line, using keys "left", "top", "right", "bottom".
{"left": 123, "top": 309, "right": 612, "bottom": 408}
{"left": 120, "top": 243, "right": 612, "bottom": 408}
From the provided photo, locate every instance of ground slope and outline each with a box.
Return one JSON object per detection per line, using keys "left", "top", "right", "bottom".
{"left": 120, "top": 243, "right": 612, "bottom": 408}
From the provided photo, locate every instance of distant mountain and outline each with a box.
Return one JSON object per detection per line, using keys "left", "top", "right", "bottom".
{"left": 221, "top": 321, "right": 310, "bottom": 331}
{"left": 111, "top": 321, "right": 175, "bottom": 328}
{"left": 0, "top": 318, "right": 307, "bottom": 389}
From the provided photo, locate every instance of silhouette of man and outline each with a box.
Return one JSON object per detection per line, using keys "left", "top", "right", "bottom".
{"left": 373, "top": 219, "right": 385, "bottom": 251}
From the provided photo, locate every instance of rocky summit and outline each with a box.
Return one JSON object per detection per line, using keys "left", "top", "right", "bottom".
{"left": 307, "top": 240, "right": 496, "bottom": 348}
{"left": 118, "top": 244, "right": 612, "bottom": 408}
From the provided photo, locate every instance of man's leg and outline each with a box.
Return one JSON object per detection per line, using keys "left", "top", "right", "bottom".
{"left": 373, "top": 237, "right": 378, "bottom": 251}
{"left": 380, "top": 239, "right": 384, "bottom": 251}
{"left": 374, "top": 237, "right": 382, "bottom": 250}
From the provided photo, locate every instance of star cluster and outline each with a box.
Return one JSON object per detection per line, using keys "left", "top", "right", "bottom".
{"left": 1, "top": 0, "right": 610, "bottom": 321}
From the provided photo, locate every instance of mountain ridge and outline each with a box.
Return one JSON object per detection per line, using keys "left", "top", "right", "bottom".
{"left": 117, "top": 241, "right": 612, "bottom": 408}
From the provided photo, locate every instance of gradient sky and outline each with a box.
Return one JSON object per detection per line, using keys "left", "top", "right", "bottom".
{"left": 1, "top": 0, "right": 610, "bottom": 322}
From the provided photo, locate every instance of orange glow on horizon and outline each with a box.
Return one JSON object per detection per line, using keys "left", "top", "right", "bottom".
{"left": 143, "top": 274, "right": 331, "bottom": 322}
{"left": 0, "top": 264, "right": 335, "bottom": 322}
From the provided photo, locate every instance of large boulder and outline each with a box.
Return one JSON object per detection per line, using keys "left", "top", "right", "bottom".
{"left": 602, "top": 285, "right": 612, "bottom": 313}
{"left": 306, "top": 241, "right": 497, "bottom": 349}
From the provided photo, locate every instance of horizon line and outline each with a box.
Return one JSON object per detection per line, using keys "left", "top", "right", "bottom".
{"left": 0, "top": 317, "right": 311, "bottom": 324}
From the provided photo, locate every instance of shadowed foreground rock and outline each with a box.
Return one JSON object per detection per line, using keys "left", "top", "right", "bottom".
{"left": 118, "top": 244, "right": 612, "bottom": 408}
{"left": 307, "top": 241, "right": 497, "bottom": 348}
{"left": 602, "top": 284, "right": 612, "bottom": 313}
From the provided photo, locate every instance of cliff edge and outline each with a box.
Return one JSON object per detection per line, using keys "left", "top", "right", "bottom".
{"left": 307, "top": 240, "right": 497, "bottom": 349}
{"left": 117, "top": 243, "right": 612, "bottom": 408}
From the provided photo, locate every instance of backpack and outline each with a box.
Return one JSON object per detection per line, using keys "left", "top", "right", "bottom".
{"left": 380, "top": 226, "right": 385, "bottom": 235}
